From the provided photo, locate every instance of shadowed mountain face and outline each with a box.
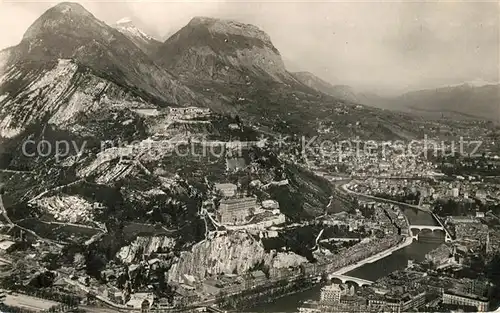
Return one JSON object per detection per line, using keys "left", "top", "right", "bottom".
{"left": 113, "top": 17, "right": 162, "bottom": 57}
{"left": 4, "top": 2, "right": 198, "bottom": 107}
{"left": 0, "top": 3, "right": 428, "bottom": 141}
{"left": 0, "top": 2, "right": 206, "bottom": 138}
{"left": 393, "top": 84, "right": 500, "bottom": 121}
{"left": 155, "top": 16, "right": 297, "bottom": 84}
{"left": 291, "top": 71, "right": 360, "bottom": 103}
{"left": 1, "top": 2, "right": 485, "bottom": 143}
{"left": 0, "top": 5, "right": 338, "bottom": 251}
{"left": 151, "top": 16, "right": 417, "bottom": 137}
{"left": 357, "top": 83, "right": 500, "bottom": 121}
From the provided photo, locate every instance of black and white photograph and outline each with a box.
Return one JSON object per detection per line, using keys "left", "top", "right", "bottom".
{"left": 0, "top": 0, "right": 499, "bottom": 312}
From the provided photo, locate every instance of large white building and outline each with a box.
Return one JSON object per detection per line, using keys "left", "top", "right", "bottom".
{"left": 215, "top": 183, "right": 237, "bottom": 198}
{"left": 320, "top": 284, "right": 342, "bottom": 304}
{"left": 443, "top": 289, "right": 489, "bottom": 312}
{"left": 218, "top": 197, "right": 257, "bottom": 225}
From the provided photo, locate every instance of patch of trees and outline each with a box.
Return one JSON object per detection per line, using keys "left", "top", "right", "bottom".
{"left": 433, "top": 199, "right": 478, "bottom": 217}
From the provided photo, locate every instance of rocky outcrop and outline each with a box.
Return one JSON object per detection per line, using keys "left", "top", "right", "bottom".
{"left": 117, "top": 235, "right": 176, "bottom": 264}
{"left": 271, "top": 252, "right": 308, "bottom": 268}
{"left": 0, "top": 3, "right": 202, "bottom": 137}
{"left": 168, "top": 232, "right": 273, "bottom": 282}
{"left": 0, "top": 48, "right": 11, "bottom": 75}
{"left": 155, "top": 17, "right": 295, "bottom": 84}
{"left": 0, "top": 59, "right": 148, "bottom": 138}
{"left": 34, "top": 194, "right": 97, "bottom": 224}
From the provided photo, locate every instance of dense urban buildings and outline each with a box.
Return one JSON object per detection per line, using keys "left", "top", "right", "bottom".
{"left": 443, "top": 289, "right": 489, "bottom": 312}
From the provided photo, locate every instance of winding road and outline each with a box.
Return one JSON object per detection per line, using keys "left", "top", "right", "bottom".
{"left": 0, "top": 194, "right": 63, "bottom": 248}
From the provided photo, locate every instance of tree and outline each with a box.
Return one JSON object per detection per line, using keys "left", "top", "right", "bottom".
{"left": 12, "top": 258, "right": 28, "bottom": 279}
{"left": 73, "top": 253, "right": 85, "bottom": 269}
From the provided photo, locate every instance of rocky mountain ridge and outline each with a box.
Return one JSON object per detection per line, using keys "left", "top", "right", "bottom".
{"left": 155, "top": 16, "right": 296, "bottom": 84}
{"left": 291, "top": 71, "right": 360, "bottom": 102}
{"left": 0, "top": 3, "right": 441, "bottom": 141}
{"left": 113, "top": 17, "right": 162, "bottom": 57}
{"left": 362, "top": 83, "right": 500, "bottom": 121}
{"left": 0, "top": 59, "right": 149, "bottom": 138}
{"left": 2, "top": 2, "right": 199, "bottom": 108}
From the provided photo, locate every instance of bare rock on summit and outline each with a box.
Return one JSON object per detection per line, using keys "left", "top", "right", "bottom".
{"left": 0, "top": 59, "right": 146, "bottom": 138}
{"left": 113, "top": 17, "right": 162, "bottom": 57}
{"left": 155, "top": 16, "right": 295, "bottom": 84}
{"left": 0, "top": 3, "right": 206, "bottom": 138}
{"left": 0, "top": 47, "right": 12, "bottom": 75}
{"left": 4, "top": 2, "right": 199, "bottom": 107}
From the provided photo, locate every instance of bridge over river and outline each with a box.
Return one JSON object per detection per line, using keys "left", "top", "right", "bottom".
{"left": 340, "top": 183, "right": 454, "bottom": 242}
{"left": 245, "top": 183, "right": 453, "bottom": 312}
{"left": 327, "top": 274, "right": 373, "bottom": 287}
{"left": 404, "top": 210, "right": 453, "bottom": 242}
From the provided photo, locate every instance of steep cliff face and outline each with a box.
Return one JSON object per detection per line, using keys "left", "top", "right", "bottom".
{"left": 271, "top": 252, "right": 308, "bottom": 268}
{"left": 117, "top": 235, "right": 176, "bottom": 264}
{"left": 0, "top": 48, "right": 11, "bottom": 75}
{"left": 0, "top": 59, "right": 148, "bottom": 138}
{"left": 168, "top": 232, "right": 273, "bottom": 282}
{"left": 0, "top": 3, "right": 202, "bottom": 133}
{"left": 156, "top": 17, "right": 295, "bottom": 84}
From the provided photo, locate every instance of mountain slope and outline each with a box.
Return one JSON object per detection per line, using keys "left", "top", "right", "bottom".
{"left": 155, "top": 16, "right": 296, "bottom": 84}
{"left": 0, "top": 2, "right": 210, "bottom": 138}
{"left": 291, "top": 71, "right": 360, "bottom": 102}
{"left": 0, "top": 47, "right": 11, "bottom": 74}
{"left": 395, "top": 83, "right": 500, "bottom": 121}
{"left": 152, "top": 16, "right": 434, "bottom": 139}
{"left": 113, "top": 17, "right": 161, "bottom": 57}
{"left": 4, "top": 2, "right": 199, "bottom": 107}
{"left": 0, "top": 59, "right": 153, "bottom": 138}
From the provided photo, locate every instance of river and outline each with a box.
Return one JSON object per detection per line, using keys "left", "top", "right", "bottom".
{"left": 245, "top": 207, "right": 444, "bottom": 312}
{"left": 401, "top": 207, "right": 439, "bottom": 226}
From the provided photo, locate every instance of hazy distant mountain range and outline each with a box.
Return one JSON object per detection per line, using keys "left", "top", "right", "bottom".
{"left": 292, "top": 71, "right": 499, "bottom": 122}
{"left": 291, "top": 72, "right": 359, "bottom": 102}
{"left": 388, "top": 83, "right": 500, "bottom": 121}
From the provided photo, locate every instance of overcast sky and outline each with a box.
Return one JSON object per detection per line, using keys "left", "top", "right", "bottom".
{"left": 0, "top": 0, "right": 498, "bottom": 95}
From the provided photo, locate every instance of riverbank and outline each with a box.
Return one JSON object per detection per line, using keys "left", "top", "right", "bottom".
{"left": 218, "top": 234, "right": 410, "bottom": 312}
{"left": 340, "top": 183, "right": 431, "bottom": 212}
{"left": 332, "top": 236, "right": 414, "bottom": 275}
{"left": 219, "top": 277, "right": 319, "bottom": 311}
{"left": 249, "top": 236, "right": 445, "bottom": 312}
{"left": 246, "top": 180, "right": 440, "bottom": 312}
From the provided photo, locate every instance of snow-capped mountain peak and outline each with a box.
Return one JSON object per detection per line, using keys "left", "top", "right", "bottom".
{"left": 114, "top": 17, "right": 153, "bottom": 41}
{"left": 116, "top": 17, "right": 133, "bottom": 25}
{"left": 113, "top": 17, "right": 161, "bottom": 56}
